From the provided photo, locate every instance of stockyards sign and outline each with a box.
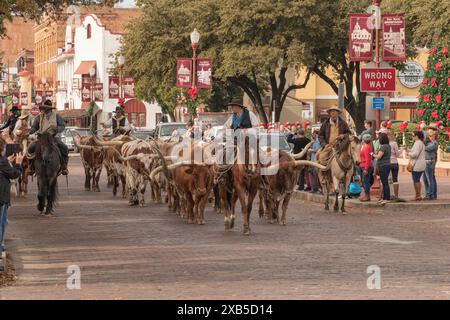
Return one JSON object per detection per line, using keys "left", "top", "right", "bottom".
{"left": 399, "top": 61, "right": 424, "bottom": 88}
{"left": 196, "top": 59, "right": 212, "bottom": 89}
{"left": 349, "top": 13, "right": 373, "bottom": 62}
{"left": 382, "top": 14, "right": 406, "bottom": 61}
{"left": 176, "top": 58, "right": 193, "bottom": 88}
{"left": 360, "top": 67, "right": 396, "bottom": 92}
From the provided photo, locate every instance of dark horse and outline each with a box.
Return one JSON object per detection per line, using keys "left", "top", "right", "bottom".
{"left": 34, "top": 132, "right": 62, "bottom": 215}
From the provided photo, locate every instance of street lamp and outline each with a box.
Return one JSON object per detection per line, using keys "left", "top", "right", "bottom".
{"left": 118, "top": 55, "right": 125, "bottom": 100}
{"left": 190, "top": 28, "right": 200, "bottom": 88}
{"left": 89, "top": 66, "right": 96, "bottom": 102}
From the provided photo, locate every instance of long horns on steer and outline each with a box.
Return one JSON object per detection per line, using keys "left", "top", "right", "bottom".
{"left": 265, "top": 159, "right": 328, "bottom": 173}
{"left": 149, "top": 161, "right": 206, "bottom": 181}
{"left": 291, "top": 141, "right": 314, "bottom": 160}
{"left": 92, "top": 135, "right": 125, "bottom": 146}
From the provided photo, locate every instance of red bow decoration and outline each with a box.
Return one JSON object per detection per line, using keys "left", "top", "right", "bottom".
{"left": 418, "top": 109, "right": 425, "bottom": 117}
{"left": 188, "top": 87, "right": 198, "bottom": 100}
{"left": 431, "top": 77, "right": 438, "bottom": 88}
{"left": 436, "top": 120, "right": 443, "bottom": 128}
{"left": 399, "top": 121, "right": 408, "bottom": 133}
{"left": 431, "top": 110, "right": 439, "bottom": 119}
{"left": 436, "top": 62, "right": 443, "bottom": 71}
{"left": 429, "top": 48, "right": 437, "bottom": 56}
{"left": 423, "top": 94, "right": 431, "bottom": 103}
{"left": 447, "top": 110, "right": 450, "bottom": 121}
{"left": 443, "top": 48, "right": 448, "bottom": 56}
{"left": 435, "top": 95, "right": 442, "bottom": 104}
{"left": 386, "top": 120, "right": 392, "bottom": 129}
{"left": 423, "top": 79, "right": 428, "bottom": 85}
{"left": 118, "top": 98, "right": 125, "bottom": 105}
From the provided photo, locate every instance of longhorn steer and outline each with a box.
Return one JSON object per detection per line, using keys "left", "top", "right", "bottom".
{"left": 73, "top": 135, "right": 105, "bottom": 192}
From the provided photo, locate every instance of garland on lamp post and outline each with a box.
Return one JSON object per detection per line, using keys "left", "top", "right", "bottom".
{"left": 176, "top": 87, "right": 210, "bottom": 118}
{"left": 415, "top": 47, "right": 449, "bottom": 151}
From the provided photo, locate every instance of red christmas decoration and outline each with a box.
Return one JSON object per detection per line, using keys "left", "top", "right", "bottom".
{"left": 399, "top": 121, "right": 408, "bottom": 133}
{"left": 418, "top": 94, "right": 422, "bottom": 101}
{"left": 418, "top": 109, "right": 425, "bottom": 117}
{"left": 386, "top": 120, "right": 392, "bottom": 129}
{"left": 431, "top": 110, "right": 439, "bottom": 119}
{"left": 436, "top": 62, "right": 443, "bottom": 71}
{"left": 435, "top": 95, "right": 442, "bottom": 104}
{"left": 423, "top": 79, "right": 428, "bottom": 85}
{"left": 443, "top": 48, "right": 448, "bottom": 56}
{"left": 188, "top": 87, "right": 198, "bottom": 100}
{"left": 423, "top": 94, "right": 431, "bottom": 102}
{"left": 447, "top": 110, "right": 450, "bottom": 121}
{"left": 447, "top": 78, "right": 450, "bottom": 86}
{"left": 431, "top": 77, "right": 438, "bottom": 88}
{"left": 436, "top": 120, "right": 443, "bottom": 128}
{"left": 429, "top": 48, "right": 437, "bottom": 56}
{"left": 118, "top": 98, "right": 125, "bottom": 105}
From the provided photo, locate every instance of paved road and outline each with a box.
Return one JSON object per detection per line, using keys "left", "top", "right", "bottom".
{"left": 1, "top": 156, "right": 450, "bottom": 299}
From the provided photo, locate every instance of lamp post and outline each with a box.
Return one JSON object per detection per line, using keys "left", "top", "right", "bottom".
{"left": 190, "top": 28, "right": 200, "bottom": 88}
{"left": 373, "top": 0, "right": 382, "bottom": 130}
{"left": 89, "top": 66, "right": 96, "bottom": 132}
{"left": 118, "top": 55, "right": 125, "bottom": 100}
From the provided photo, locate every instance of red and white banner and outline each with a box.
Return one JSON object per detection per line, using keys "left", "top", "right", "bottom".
{"left": 382, "top": 13, "right": 406, "bottom": 61}
{"left": 176, "top": 58, "right": 193, "bottom": 88}
{"left": 93, "top": 83, "right": 103, "bottom": 102}
{"left": 81, "top": 82, "right": 91, "bottom": 102}
{"left": 196, "top": 59, "right": 213, "bottom": 89}
{"left": 12, "top": 92, "right": 19, "bottom": 107}
{"left": 349, "top": 14, "right": 373, "bottom": 62}
{"left": 34, "top": 90, "right": 43, "bottom": 106}
{"left": 109, "top": 76, "right": 120, "bottom": 99}
{"left": 123, "top": 77, "right": 135, "bottom": 99}
{"left": 360, "top": 67, "right": 396, "bottom": 92}
{"left": 45, "top": 90, "right": 53, "bottom": 102}
{"left": 20, "top": 92, "right": 28, "bottom": 106}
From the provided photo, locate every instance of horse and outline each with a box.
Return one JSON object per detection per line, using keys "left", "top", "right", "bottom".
{"left": 318, "top": 135, "right": 361, "bottom": 214}
{"left": 33, "top": 132, "right": 62, "bottom": 215}
{"left": 14, "top": 120, "right": 32, "bottom": 197}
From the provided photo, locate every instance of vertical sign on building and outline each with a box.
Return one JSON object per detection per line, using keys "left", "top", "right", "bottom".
{"left": 176, "top": 58, "right": 193, "bottom": 88}
{"left": 81, "top": 83, "right": 91, "bottom": 102}
{"left": 196, "top": 59, "right": 213, "bottom": 89}
{"left": 382, "top": 13, "right": 406, "bottom": 61}
{"left": 93, "top": 83, "right": 103, "bottom": 102}
{"left": 20, "top": 92, "right": 28, "bottom": 106}
{"left": 108, "top": 76, "right": 120, "bottom": 99}
{"left": 35, "top": 90, "right": 43, "bottom": 106}
{"left": 12, "top": 92, "right": 19, "bottom": 107}
{"left": 349, "top": 13, "right": 373, "bottom": 61}
{"left": 123, "top": 77, "right": 135, "bottom": 99}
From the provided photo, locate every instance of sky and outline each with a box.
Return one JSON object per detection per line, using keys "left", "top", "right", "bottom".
{"left": 114, "top": 0, "right": 137, "bottom": 8}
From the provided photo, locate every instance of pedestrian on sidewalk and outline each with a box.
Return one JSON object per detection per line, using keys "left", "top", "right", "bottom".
{"left": 287, "top": 127, "right": 310, "bottom": 191}
{"left": 359, "top": 134, "right": 374, "bottom": 202}
{"left": 0, "top": 139, "right": 24, "bottom": 270}
{"left": 307, "top": 129, "right": 321, "bottom": 193}
{"left": 408, "top": 131, "right": 426, "bottom": 201}
{"left": 388, "top": 131, "right": 402, "bottom": 201}
{"left": 371, "top": 133, "right": 391, "bottom": 206}
{"left": 423, "top": 125, "right": 439, "bottom": 200}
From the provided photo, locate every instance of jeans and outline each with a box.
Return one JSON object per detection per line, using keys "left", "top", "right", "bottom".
{"left": 424, "top": 160, "right": 437, "bottom": 199}
{"left": 361, "top": 166, "right": 374, "bottom": 195}
{"left": 0, "top": 204, "right": 8, "bottom": 254}
{"left": 390, "top": 163, "right": 399, "bottom": 183}
{"left": 308, "top": 166, "right": 319, "bottom": 191}
{"left": 379, "top": 165, "right": 391, "bottom": 200}
{"left": 298, "top": 167, "right": 306, "bottom": 190}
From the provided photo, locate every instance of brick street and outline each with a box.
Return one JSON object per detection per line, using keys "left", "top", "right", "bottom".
{"left": 1, "top": 156, "right": 450, "bottom": 299}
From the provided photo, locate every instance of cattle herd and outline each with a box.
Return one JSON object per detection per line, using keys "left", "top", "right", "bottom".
{"left": 73, "top": 132, "right": 334, "bottom": 235}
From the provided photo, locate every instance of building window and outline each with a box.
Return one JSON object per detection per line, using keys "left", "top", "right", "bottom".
{"left": 87, "top": 24, "right": 91, "bottom": 39}
{"left": 139, "top": 113, "right": 146, "bottom": 127}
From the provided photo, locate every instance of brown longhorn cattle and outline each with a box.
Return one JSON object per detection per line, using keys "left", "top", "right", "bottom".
{"left": 72, "top": 134, "right": 105, "bottom": 192}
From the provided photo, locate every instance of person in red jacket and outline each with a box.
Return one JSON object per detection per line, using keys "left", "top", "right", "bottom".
{"left": 359, "top": 134, "right": 374, "bottom": 202}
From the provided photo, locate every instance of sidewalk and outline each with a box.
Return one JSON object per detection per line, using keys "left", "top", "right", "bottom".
{"left": 294, "top": 170, "right": 450, "bottom": 210}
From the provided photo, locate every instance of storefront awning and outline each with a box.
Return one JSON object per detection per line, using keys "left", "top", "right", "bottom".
{"left": 74, "top": 61, "right": 96, "bottom": 75}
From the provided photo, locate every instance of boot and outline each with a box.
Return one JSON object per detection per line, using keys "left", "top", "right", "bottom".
{"left": 393, "top": 183, "right": 399, "bottom": 199}
{"left": 60, "top": 159, "right": 69, "bottom": 176}
{"left": 414, "top": 182, "right": 422, "bottom": 201}
{"left": 359, "top": 194, "right": 370, "bottom": 202}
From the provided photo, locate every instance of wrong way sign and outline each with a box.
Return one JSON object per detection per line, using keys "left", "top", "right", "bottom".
{"left": 360, "top": 67, "right": 396, "bottom": 92}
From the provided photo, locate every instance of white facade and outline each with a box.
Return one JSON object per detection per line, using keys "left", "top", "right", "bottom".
{"left": 51, "top": 14, "right": 162, "bottom": 129}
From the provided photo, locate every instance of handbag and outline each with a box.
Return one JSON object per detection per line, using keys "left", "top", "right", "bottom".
{"left": 407, "top": 142, "right": 424, "bottom": 172}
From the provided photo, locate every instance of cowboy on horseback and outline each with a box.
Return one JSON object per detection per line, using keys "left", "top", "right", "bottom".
{"left": 101, "top": 103, "right": 130, "bottom": 137}
{"left": 316, "top": 106, "right": 351, "bottom": 166}
{"left": 27, "top": 99, "right": 69, "bottom": 176}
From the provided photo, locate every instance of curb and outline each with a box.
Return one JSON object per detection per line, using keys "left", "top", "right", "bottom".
{"left": 292, "top": 190, "right": 450, "bottom": 210}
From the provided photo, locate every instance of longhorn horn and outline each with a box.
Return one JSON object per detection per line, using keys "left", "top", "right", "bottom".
{"left": 93, "top": 136, "right": 125, "bottom": 146}
{"left": 150, "top": 165, "right": 164, "bottom": 181}
{"left": 294, "top": 160, "right": 328, "bottom": 170}
{"left": 291, "top": 141, "right": 314, "bottom": 160}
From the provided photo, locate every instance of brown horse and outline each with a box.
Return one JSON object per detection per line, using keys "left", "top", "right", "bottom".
{"left": 318, "top": 135, "right": 361, "bottom": 214}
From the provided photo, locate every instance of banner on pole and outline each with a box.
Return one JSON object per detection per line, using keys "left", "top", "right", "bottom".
{"left": 123, "top": 77, "right": 135, "bottom": 99}
{"left": 176, "top": 58, "right": 193, "bottom": 88}
{"left": 349, "top": 13, "right": 373, "bottom": 61}
{"left": 12, "top": 92, "right": 19, "bottom": 107}
{"left": 382, "top": 13, "right": 406, "bottom": 61}
{"left": 109, "top": 76, "right": 120, "bottom": 99}
{"left": 35, "top": 90, "right": 43, "bottom": 106}
{"left": 93, "top": 83, "right": 103, "bottom": 102}
{"left": 196, "top": 59, "right": 213, "bottom": 89}
{"left": 20, "top": 92, "right": 28, "bottom": 106}
{"left": 81, "top": 83, "right": 91, "bottom": 102}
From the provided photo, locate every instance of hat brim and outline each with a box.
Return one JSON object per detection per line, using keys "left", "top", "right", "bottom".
{"left": 226, "top": 103, "right": 245, "bottom": 109}
{"left": 19, "top": 114, "right": 30, "bottom": 119}
{"left": 326, "top": 107, "right": 342, "bottom": 114}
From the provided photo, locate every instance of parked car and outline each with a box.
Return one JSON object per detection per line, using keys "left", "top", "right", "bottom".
{"left": 259, "top": 132, "right": 293, "bottom": 153}
{"left": 60, "top": 127, "right": 90, "bottom": 152}
{"left": 134, "top": 129, "right": 154, "bottom": 141}
{"left": 152, "top": 122, "right": 187, "bottom": 141}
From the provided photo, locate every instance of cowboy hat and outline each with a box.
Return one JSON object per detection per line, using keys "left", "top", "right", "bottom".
{"left": 39, "top": 99, "right": 54, "bottom": 109}
{"left": 19, "top": 113, "right": 30, "bottom": 120}
{"left": 225, "top": 97, "right": 246, "bottom": 109}
{"left": 326, "top": 106, "right": 342, "bottom": 114}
